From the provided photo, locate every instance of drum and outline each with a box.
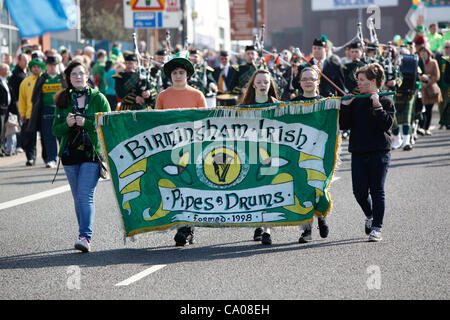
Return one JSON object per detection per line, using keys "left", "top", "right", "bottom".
{"left": 206, "top": 94, "right": 217, "bottom": 108}
{"left": 399, "top": 54, "right": 419, "bottom": 91}
{"left": 216, "top": 93, "right": 239, "bottom": 107}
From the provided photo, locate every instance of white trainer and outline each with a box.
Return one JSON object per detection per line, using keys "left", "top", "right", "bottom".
{"left": 368, "top": 230, "right": 382, "bottom": 242}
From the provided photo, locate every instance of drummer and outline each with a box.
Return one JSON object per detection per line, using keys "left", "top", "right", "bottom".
{"left": 213, "top": 50, "right": 238, "bottom": 95}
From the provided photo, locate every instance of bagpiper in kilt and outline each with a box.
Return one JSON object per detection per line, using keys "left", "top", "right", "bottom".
{"left": 114, "top": 52, "right": 157, "bottom": 110}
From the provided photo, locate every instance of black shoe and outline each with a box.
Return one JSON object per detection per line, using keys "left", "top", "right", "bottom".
{"left": 318, "top": 218, "right": 329, "bottom": 238}
{"left": 253, "top": 227, "right": 263, "bottom": 241}
{"left": 299, "top": 229, "right": 312, "bottom": 243}
{"left": 261, "top": 232, "right": 272, "bottom": 245}
{"left": 174, "top": 226, "right": 194, "bottom": 246}
{"left": 403, "top": 144, "right": 412, "bottom": 151}
{"left": 26, "top": 159, "right": 35, "bottom": 166}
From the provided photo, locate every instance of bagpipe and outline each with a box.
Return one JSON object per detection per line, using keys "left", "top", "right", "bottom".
{"left": 253, "top": 24, "right": 289, "bottom": 96}
{"left": 131, "top": 33, "right": 154, "bottom": 100}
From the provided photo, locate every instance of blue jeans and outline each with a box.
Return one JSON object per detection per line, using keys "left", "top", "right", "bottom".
{"left": 64, "top": 162, "right": 100, "bottom": 242}
{"left": 351, "top": 151, "right": 390, "bottom": 231}
{"left": 40, "top": 105, "right": 58, "bottom": 163}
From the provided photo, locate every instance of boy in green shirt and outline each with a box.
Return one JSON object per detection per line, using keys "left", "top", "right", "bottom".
{"left": 30, "top": 55, "right": 65, "bottom": 168}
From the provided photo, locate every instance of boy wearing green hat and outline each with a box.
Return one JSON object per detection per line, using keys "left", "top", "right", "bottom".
{"left": 156, "top": 51, "right": 206, "bottom": 111}
{"left": 155, "top": 51, "right": 206, "bottom": 246}
{"left": 18, "top": 57, "right": 45, "bottom": 166}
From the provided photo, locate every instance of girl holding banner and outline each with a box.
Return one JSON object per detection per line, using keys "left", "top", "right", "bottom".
{"left": 340, "top": 63, "right": 395, "bottom": 242}
{"left": 291, "top": 66, "right": 330, "bottom": 244}
{"left": 240, "top": 69, "right": 280, "bottom": 245}
{"left": 52, "top": 61, "right": 111, "bottom": 252}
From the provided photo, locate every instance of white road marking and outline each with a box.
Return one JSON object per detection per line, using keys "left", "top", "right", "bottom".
{"left": 0, "top": 184, "right": 71, "bottom": 211}
{"left": 0, "top": 178, "right": 110, "bottom": 211}
{"left": 115, "top": 265, "right": 167, "bottom": 286}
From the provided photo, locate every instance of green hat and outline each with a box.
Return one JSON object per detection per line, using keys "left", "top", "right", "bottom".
{"left": 163, "top": 51, "right": 194, "bottom": 78}
{"left": 28, "top": 57, "right": 46, "bottom": 70}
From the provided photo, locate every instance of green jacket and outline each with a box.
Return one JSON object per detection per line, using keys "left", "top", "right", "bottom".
{"left": 52, "top": 88, "right": 111, "bottom": 158}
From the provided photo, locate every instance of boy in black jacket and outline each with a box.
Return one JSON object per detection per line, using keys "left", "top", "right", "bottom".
{"left": 340, "top": 63, "right": 395, "bottom": 242}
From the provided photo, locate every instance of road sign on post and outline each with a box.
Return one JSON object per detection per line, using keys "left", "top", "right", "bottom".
{"left": 124, "top": 0, "right": 181, "bottom": 29}
{"left": 131, "top": 0, "right": 165, "bottom": 11}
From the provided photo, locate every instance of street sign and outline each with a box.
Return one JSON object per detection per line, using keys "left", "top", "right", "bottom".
{"left": 131, "top": 0, "right": 164, "bottom": 11}
{"left": 133, "top": 11, "right": 162, "bottom": 28}
{"left": 124, "top": 0, "right": 181, "bottom": 29}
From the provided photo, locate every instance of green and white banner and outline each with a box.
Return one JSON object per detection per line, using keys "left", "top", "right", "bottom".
{"left": 96, "top": 98, "right": 341, "bottom": 237}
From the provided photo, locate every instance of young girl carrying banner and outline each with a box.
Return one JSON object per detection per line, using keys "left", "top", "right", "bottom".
{"left": 291, "top": 66, "right": 330, "bottom": 244}
{"left": 240, "top": 69, "right": 280, "bottom": 245}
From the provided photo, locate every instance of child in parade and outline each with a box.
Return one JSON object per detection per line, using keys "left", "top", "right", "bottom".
{"left": 155, "top": 51, "right": 206, "bottom": 246}
{"left": 52, "top": 61, "right": 111, "bottom": 252}
{"left": 340, "top": 63, "right": 395, "bottom": 242}
{"left": 240, "top": 69, "right": 280, "bottom": 245}
{"left": 291, "top": 66, "right": 330, "bottom": 243}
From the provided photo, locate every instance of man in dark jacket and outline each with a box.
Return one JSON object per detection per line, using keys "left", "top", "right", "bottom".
{"left": 8, "top": 53, "right": 29, "bottom": 153}
{"left": 213, "top": 50, "right": 238, "bottom": 95}
{"left": 294, "top": 36, "right": 345, "bottom": 98}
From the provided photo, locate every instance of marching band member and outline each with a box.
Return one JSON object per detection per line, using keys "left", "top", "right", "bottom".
{"left": 232, "top": 45, "right": 260, "bottom": 97}
{"left": 114, "top": 52, "right": 157, "bottom": 110}
{"left": 213, "top": 50, "right": 238, "bottom": 95}
{"left": 340, "top": 63, "right": 395, "bottom": 242}
{"left": 149, "top": 49, "right": 171, "bottom": 93}
{"left": 188, "top": 49, "right": 217, "bottom": 98}
{"left": 294, "top": 35, "right": 345, "bottom": 98}
{"left": 343, "top": 40, "right": 367, "bottom": 95}
{"left": 392, "top": 46, "right": 418, "bottom": 151}
{"left": 239, "top": 69, "right": 280, "bottom": 245}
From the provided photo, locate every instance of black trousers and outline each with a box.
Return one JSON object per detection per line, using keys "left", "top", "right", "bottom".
{"left": 21, "top": 120, "right": 36, "bottom": 161}
{"left": 351, "top": 151, "right": 391, "bottom": 230}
